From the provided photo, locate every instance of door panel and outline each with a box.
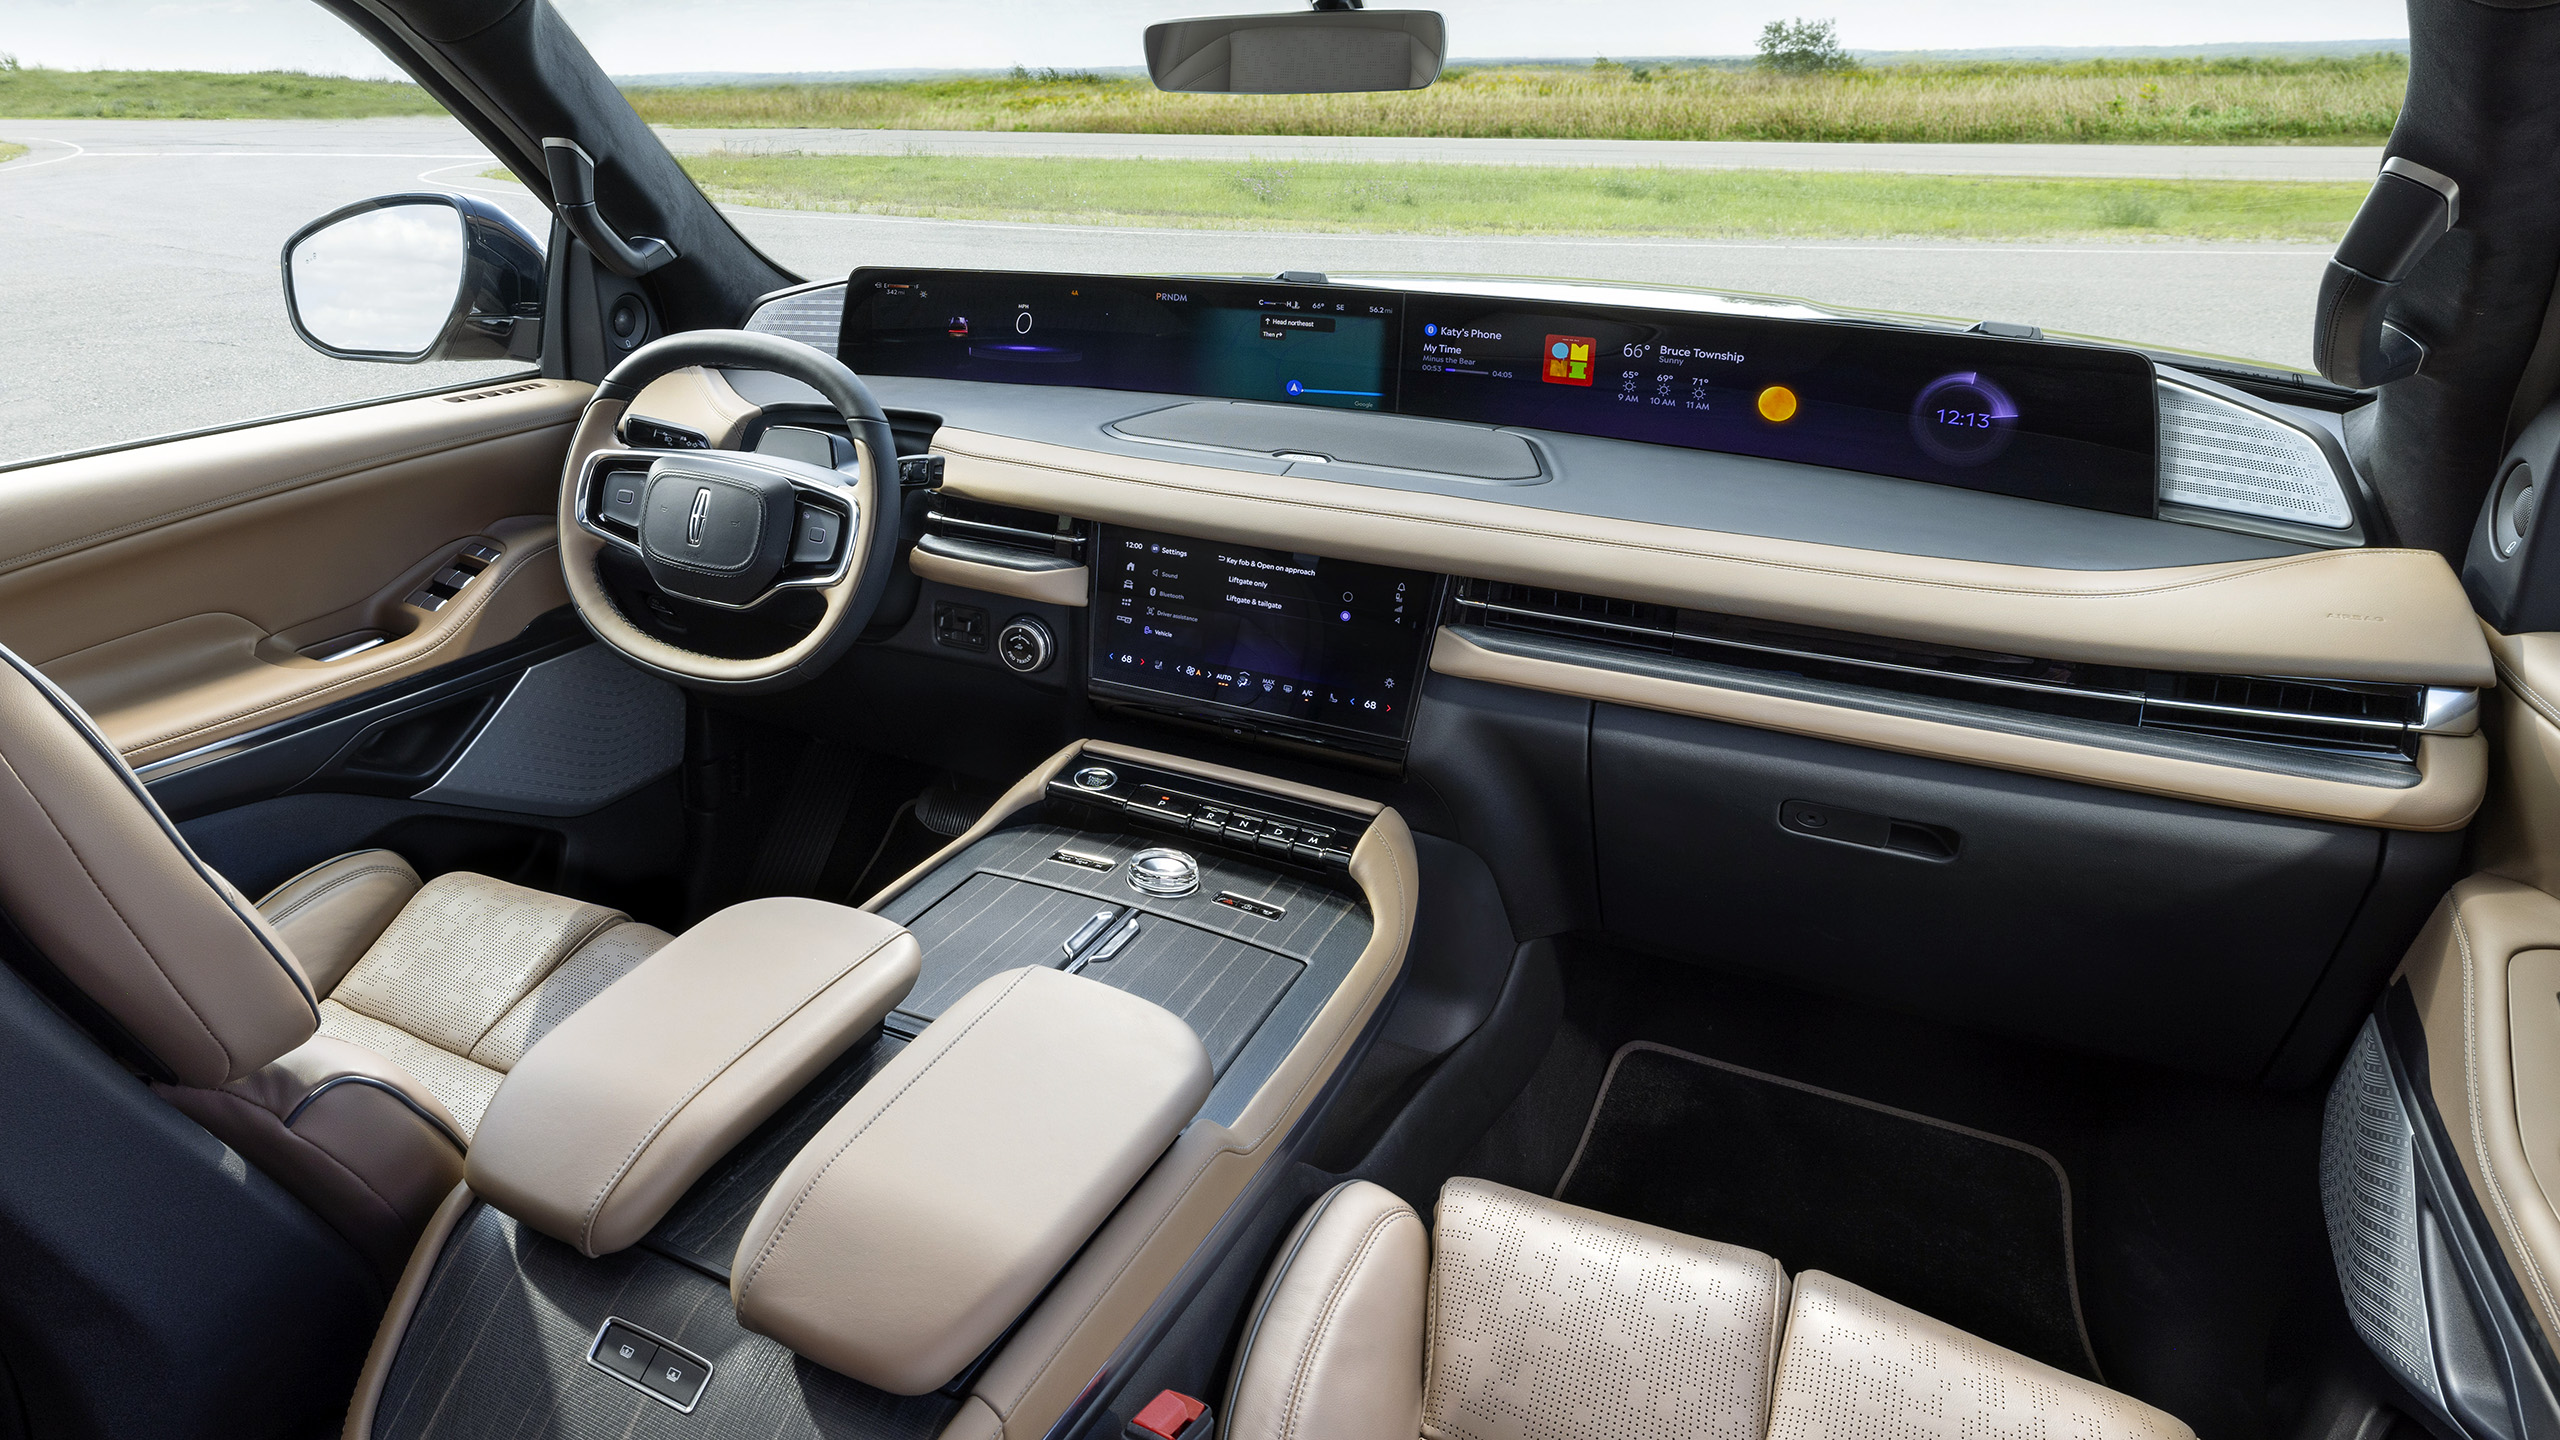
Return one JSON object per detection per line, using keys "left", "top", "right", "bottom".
{"left": 0, "top": 380, "right": 587, "bottom": 764}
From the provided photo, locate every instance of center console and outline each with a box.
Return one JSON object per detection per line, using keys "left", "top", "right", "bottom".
{"left": 343, "top": 741, "right": 1417, "bottom": 1440}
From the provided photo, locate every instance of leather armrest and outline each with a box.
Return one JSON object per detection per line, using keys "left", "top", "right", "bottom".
{"left": 730, "top": 965, "right": 1213, "bottom": 1394}
{"left": 466, "top": 897, "right": 921, "bottom": 1257}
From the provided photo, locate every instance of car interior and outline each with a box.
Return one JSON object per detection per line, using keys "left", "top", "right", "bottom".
{"left": 7, "top": 3, "right": 2560, "bottom": 1440}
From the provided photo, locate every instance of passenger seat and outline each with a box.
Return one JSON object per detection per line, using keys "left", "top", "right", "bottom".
{"left": 1225, "top": 1176, "right": 2191, "bottom": 1440}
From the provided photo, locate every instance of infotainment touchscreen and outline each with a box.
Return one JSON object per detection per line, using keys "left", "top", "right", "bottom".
{"left": 1398, "top": 302, "right": 2159, "bottom": 516}
{"left": 1086, "top": 525, "right": 1440, "bottom": 749}
{"left": 839, "top": 269, "right": 1399, "bottom": 412}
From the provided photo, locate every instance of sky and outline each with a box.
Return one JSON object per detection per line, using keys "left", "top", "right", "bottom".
{"left": 6, "top": 0, "right": 2411, "bottom": 78}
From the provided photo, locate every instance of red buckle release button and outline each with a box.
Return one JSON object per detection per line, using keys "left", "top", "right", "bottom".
{"left": 1130, "top": 1389, "right": 1209, "bottom": 1440}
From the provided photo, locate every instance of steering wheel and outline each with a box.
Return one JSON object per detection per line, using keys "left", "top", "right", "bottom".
{"left": 556, "top": 330, "right": 900, "bottom": 692}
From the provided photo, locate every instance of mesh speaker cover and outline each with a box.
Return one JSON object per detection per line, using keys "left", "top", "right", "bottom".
{"left": 743, "top": 285, "right": 847, "bottom": 350}
{"left": 2321, "top": 1017, "right": 2440, "bottom": 1402}
{"left": 2159, "top": 380, "right": 2354, "bottom": 528}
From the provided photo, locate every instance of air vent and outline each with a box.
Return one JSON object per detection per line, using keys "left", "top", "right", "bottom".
{"left": 743, "top": 283, "right": 847, "bottom": 349}
{"left": 2158, "top": 379, "right": 2354, "bottom": 529}
{"left": 924, "top": 494, "right": 1086, "bottom": 562}
{"left": 444, "top": 381, "right": 546, "bottom": 404}
{"left": 1453, "top": 578, "right": 2465, "bottom": 762}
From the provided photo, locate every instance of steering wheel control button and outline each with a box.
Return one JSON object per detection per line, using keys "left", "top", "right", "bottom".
{"left": 592, "top": 1324, "right": 656, "bottom": 1382}
{"left": 600, "top": 472, "right": 647, "bottom": 528}
{"left": 587, "top": 1318, "right": 713, "bottom": 1411}
{"left": 998, "top": 616, "right": 1056, "bottom": 673}
{"left": 788, "top": 504, "right": 843, "bottom": 564}
{"left": 1128, "top": 848, "right": 1201, "bottom": 898}
{"left": 1072, "top": 766, "right": 1119, "bottom": 791}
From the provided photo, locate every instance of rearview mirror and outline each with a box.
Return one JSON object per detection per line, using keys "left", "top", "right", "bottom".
{"left": 1145, "top": 8, "right": 1444, "bottom": 94}
{"left": 281, "top": 193, "right": 545, "bottom": 364}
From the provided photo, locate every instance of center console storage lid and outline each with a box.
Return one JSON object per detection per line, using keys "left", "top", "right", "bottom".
{"left": 466, "top": 897, "right": 921, "bottom": 1257}
{"left": 730, "top": 964, "right": 1213, "bottom": 1395}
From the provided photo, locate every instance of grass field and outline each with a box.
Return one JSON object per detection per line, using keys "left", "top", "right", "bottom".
{"left": 0, "top": 142, "right": 25, "bottom": 164}
{"left": 646, "top": 151, "right": 2365, "bottom": 241}
{"left": 0, "top": 67, "right": 438, "bottom": 119}
{"left": 627, "top": 56, "right": 2407, "bottom": 145}
{"left": 1, "top": 57, "right": 2403, "bottom": 143}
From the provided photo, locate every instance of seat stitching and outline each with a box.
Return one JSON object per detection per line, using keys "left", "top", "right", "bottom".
{"left": 736, "top": 965, "right": 1037, "bottom": 1299}
{"left": 2454, "top": 907, "right": 2560, "bottom": 1324}
{"left": 577, "top": 930, "right": 903, "bottom": 1254}
{"left": 990, "top": 828, "right": 1412, "bottom": 1419}
{"left": 1278, "top": 1207, "right": 1403, "bottom": 1440}
{"left": 120, "top": 539, "right": 559, "bottom": 757}
{"left": 264, "top": 864, "right": 410, "bottom": 926}
{"left": 0, "top": 749, "right": 232, "bottom": 1072}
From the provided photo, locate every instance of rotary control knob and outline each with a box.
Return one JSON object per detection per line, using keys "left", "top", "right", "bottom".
{"left": 1128, "top": 848, "right": 1200, "bottom": 898}
{"left": 997, "top": 615, "right": 1054, "bottom": 673}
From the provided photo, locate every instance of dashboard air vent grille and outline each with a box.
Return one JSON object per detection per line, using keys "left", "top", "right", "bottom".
{"left": 923, "top": 494, "right": 1086, "bottom": 562}
{"left": 1454, "top": 577, "right": 2445, "bottom": 761}
{"left": 2157, "top": 380, "right": 2353, "bottom": 529}
{"left": 743, "top": 283, "right": 848, "bottom": 349}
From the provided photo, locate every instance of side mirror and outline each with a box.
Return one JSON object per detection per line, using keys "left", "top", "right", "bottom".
{"left": 1145, "top": 7, "right": 1444, "bottom": 94}
{"left": 281, "top": 193, "right": 545, "bottom": 364}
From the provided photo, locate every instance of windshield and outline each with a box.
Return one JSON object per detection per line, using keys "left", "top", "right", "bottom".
{"left": 0, "top": 0, "right": 2408, "bottom": 465}
{"left": 552, "top": 0, "right": 2404, "bottom": 372}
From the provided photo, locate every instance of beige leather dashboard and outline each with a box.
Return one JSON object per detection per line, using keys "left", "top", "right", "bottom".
{"left": 931, "top": 426, "right": 2488, "bottom": 689}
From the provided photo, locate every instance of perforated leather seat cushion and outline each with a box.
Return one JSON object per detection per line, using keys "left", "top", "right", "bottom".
{"left": 314, "top": 871, "right": 670, "bottom": 1138}
{"left": 1226, "top": 1178, "right": 2195, "bottom": 1440}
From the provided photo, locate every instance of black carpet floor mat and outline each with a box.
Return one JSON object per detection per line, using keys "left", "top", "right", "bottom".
{"left": 1555, "top": 1041, "right": 2099, "bottom": 1379}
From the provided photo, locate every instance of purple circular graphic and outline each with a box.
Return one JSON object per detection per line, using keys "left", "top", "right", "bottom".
{"left": 1910, "top": 371, "right": 2019, "bottom": 467}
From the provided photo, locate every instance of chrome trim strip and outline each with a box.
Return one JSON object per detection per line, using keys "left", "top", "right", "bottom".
{"left": 1451, "top": 593, "right": 2437, "bottom": 735}
{"left": 2418, "top": 686, "right": 2481, "bottom": 737}
{"left": 924, "top": 509, "right": 1085, "bottom": 554}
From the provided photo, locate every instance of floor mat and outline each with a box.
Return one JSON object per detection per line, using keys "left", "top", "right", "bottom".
{"left": 1555, "top": 1041, "right": 2099, "bottom": 1379}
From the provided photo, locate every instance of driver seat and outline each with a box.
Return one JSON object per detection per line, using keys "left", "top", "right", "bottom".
{"left": 0, "top": 645, "right": 667, "bottom": 1278}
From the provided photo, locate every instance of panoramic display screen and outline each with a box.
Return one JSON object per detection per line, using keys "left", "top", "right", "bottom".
{"left": 838, "top": 269, "right": 1399, "bottom": 412}
{"left": 1397, "top": 301, "right": 2160, "bottom": 516}
{"left": 1087, "top": 524, "right": 1438, "bottom": 745}
{"left": 840, "top": 268, "right": 2161, "bottom": 515}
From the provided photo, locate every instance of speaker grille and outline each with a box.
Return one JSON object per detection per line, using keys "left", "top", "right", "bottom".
{"left": 743, "top": 284, "right": 846, "bottom": 349}
{"left": 2321, "top": 1018, "right": 2439, "bottom": 1401}
{"left": 2158, "top": 380, "right": 2354, "bottom": 528}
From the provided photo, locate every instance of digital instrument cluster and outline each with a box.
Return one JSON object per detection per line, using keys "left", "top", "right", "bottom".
{"left": 840, "top": 268, "right": 2162, "bottom": 517}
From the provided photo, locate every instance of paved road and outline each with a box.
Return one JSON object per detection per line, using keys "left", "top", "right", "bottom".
{"left": 658, "top": 127, "right": 2387, "bottom": 181}
{"left": 0, "top": 117, "right": 2339, "bottom": 467}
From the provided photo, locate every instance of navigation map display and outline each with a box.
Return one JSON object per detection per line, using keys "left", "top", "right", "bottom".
{"left": 838, "top": 269, "right": 1398, "bottom": 412}
{"left": 838, "top": 268, "right": 2161, "bottom": 516}
{"left": 1087, "top": 524, "right": 1438, "bottom": 747}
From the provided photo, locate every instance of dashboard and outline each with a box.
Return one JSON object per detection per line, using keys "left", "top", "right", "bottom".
{"left": 705, "top": 265, "right": 2481, "bottom": 820}
{"left": 840, "top": 268, "right": 2161, "bottom": 517}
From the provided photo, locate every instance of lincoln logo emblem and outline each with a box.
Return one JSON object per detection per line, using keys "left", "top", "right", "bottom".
{"left": 685, "top": 487, "right": 712, "bottom": 547}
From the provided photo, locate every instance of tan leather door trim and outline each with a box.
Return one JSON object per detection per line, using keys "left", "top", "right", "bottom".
{"left": 931, "top": 426, "right": 2491, "bottom": 689}
{"left": 1432, "top": 626, "right": 2483, "bottom": 831}
{"left": 0, "top": 381, "right": 588, "bottom": 762}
